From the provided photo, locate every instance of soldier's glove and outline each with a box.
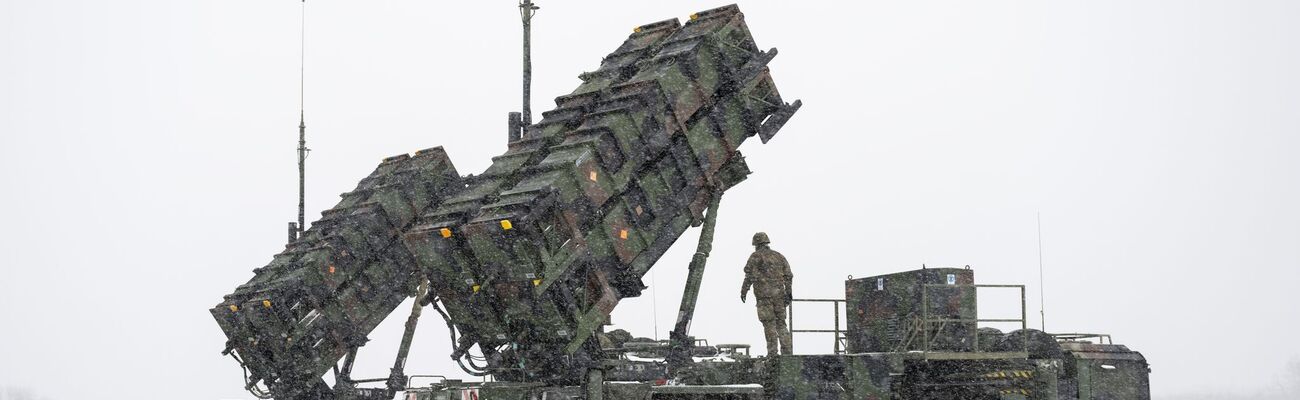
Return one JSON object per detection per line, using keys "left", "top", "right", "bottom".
{"left": 740, "top": 290, "right": 747, "bottom": 303}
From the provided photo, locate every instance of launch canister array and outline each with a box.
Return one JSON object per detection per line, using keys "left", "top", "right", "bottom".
{"left": 212, "top": 4, "right": 799, "bottom": 394}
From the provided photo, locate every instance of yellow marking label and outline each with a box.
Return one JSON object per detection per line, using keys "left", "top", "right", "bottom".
{"left": 619, "top": 229, "right": 628, "bottom": 240}
{"left": 533, "top": 279, "right": 542, "bottom": 286}
{"left": 588, "top": 171, "right": 598, "bottom": 182}
{"left": 500, "top": 220, "right": 513, "bottom": 230}
{"left": 262, "top": 300, "right": 272, "bottom": 308}
{"left": 472, "top": 285, "right": 481, "bottom": 293}
{"left": 228, "top": 305, "right": 238, "bottom": 312}
{"left": 439, "top": 228, "right": 452, "bottom": 238}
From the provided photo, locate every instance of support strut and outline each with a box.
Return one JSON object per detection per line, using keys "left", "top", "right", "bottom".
{"left": 387, "top": 279, "right": 429, "bottom": 392}
{"left": 666, "top": 191, "right": 723, "bottom": 372}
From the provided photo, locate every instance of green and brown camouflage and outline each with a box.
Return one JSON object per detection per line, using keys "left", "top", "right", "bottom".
{"left": 767, "top": 337, "right": 1145, "bottom": 400}
{"left": 211, "top": 148, "right": 463, "bottom": 398}
{"left": 403, "top": 380, "right": 765, "bottom": 400}
{"left": 1056, "top": 341, "right": 1151, "bottom": 400}
{"left": 742, "top": 243, "right": 792, "bottom": 302}
{"left": 210, "top": 3, "right": 1153, "bottom": 399}
{"left": 845, "top": 267, "right": 978, "bottom": 353}
{"left": 892, "top": 357, "right": 1060, "bottom": 400}
{"left": 768, "top": 355, "right": 895, "bottom": 400}
{"left": 212, "top": 3, "right": 800, "bottom": 394}
{"left": 400, "top": 4, "right": 799, "bottom": 383}
{"left": 742, "top": 240, "right": 794, "bottom": 356}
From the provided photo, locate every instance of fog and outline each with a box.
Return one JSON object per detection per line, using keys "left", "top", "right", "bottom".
{"left": 2, "top": 1, "right": 1297, "bottom": 399}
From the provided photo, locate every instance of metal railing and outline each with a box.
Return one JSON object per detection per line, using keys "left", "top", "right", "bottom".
{"left": 1052, "top": 333, "right": 1113, "bottom": 344}
{"left": 787, "top": 298, "right": 847, "bottom": 354}
{"left": 920, "top": 284, "right": 1027, "bottom": 353}
{"left": 787, "top": 285, "right": 1032, "bottom": 356}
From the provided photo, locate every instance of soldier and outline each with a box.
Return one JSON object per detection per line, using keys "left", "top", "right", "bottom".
{"left": 740, "top": 232, "right": 793, "bottom": 356}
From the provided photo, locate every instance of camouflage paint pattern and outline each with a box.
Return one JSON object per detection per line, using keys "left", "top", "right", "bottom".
{"left": 769, "top": 355, "right": 894, "bottom": 400}
{"left": 212, "top": 3, "right": 800, "bottom": 394}
{"left": 211, "top": 148, "right": 462, "bottom": 397}
{"left": 845, "top": 268, "right": 978, "bottom": 353}
{"left": 400, "top": 4, "right": 797, "bottom": 383}
{"left": 1057, "top": 342, "right": 1150, "bottom": 400}
{"left": 742, "top": 244, "right": 793, "bottom": 355}
{"left": 403, "top": 380, "right": 763, "bottom": 400}
{"left": 893, "top": 357, "right": 1059, "bottom": 400}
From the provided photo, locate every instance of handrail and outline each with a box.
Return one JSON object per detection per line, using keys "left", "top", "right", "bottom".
{"left": 788, "top": 298, "right": 847, "bottom": 354}
{"left": 1052, "top": 333, "right": 1113, "bottom": 344}
{"left": 920, "top": 284, "right": 1029, "bottom": 354}
{"left": 406, "top": 375, "right": 447, "bottom": 387}
{"left": 788, "top": 285, "right": 1033, "bottom": 356}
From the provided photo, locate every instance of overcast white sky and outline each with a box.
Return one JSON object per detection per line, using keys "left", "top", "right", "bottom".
{"left": 2, "top": 1, "right": 1298, "bottom": 399}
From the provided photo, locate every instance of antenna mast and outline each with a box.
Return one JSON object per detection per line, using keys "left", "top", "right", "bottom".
{"left": 290, "top": 0, "right": 310, "bottom": 243}
{"left": 520, "top": 0, "right": 538, "bottom": 126}
{"left": 1037, "top": 212, "right": 1046, "bottom": 331}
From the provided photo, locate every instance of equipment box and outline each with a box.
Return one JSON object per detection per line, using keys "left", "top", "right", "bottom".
{"left": 845, "top": 267, "right": 976, "bottom": 353}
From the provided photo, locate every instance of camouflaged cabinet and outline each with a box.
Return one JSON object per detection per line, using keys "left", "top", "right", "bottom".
{"left": 845, "top": 268, "right": 978, "bottom": 354}
{"left": 1058, "top": 342, "right": 1151, "bottom": 400}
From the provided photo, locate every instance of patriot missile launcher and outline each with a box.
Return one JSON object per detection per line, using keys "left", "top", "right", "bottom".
{"left": 212, "top": 4, "right": 800, "bottom": 399}
{"left": 211, "top": 4, "right": 1151, "bottom": 399}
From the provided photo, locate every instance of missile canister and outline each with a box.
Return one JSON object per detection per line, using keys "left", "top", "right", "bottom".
{"left": 212, "top": 3, "right": 800, "bottom": 392}
{"left": 212, "top": 148, "right": 462, "bottom": 395}
{"left": 403, "top": 4, "right": 799, "bottom": 383}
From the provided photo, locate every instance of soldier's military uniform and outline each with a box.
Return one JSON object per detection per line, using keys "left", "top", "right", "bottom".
{"left": 740, "top": 232, "right": 793, "bottom": 356}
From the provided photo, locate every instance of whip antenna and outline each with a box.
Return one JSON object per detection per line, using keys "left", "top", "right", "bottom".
{"left": 1037, "top": 212, "right": 1046, "bottom": 331}
{"left": 289, "top": 0, "right": 310, "bottom": 243}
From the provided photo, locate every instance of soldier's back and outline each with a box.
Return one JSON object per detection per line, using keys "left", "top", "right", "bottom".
{"left": 746, "top": 248, "right": 790, "bottom": 298}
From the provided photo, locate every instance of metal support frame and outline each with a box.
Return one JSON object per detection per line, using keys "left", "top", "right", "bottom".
{"left": 584, "top": 368, "right": 605, "bottom": 400}
{"left": 920, "top": 284, "right": 1029, "bottom": 354}
{"left": 1051, "top": 333, "right": 1113, "bottom": 344}
{"left": 666, "top": 192, "right": 723, "bottom": 371}
{"left": 386, "top": 280, "right": 429, "bottom": 392}
{"left": 323, "top": 281, "right": 429, "bottom": 400}
{"left": 787, "top": 298, "right": 846, "bottom": 354}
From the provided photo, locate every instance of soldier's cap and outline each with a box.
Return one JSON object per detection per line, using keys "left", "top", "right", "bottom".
{"left": 752, "top": 232, "right": 770, "bottom": 246}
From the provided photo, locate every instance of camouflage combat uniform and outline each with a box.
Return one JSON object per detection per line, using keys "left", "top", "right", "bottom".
{"left": 741, "top": 232, "right": 793, "bottom": 356}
